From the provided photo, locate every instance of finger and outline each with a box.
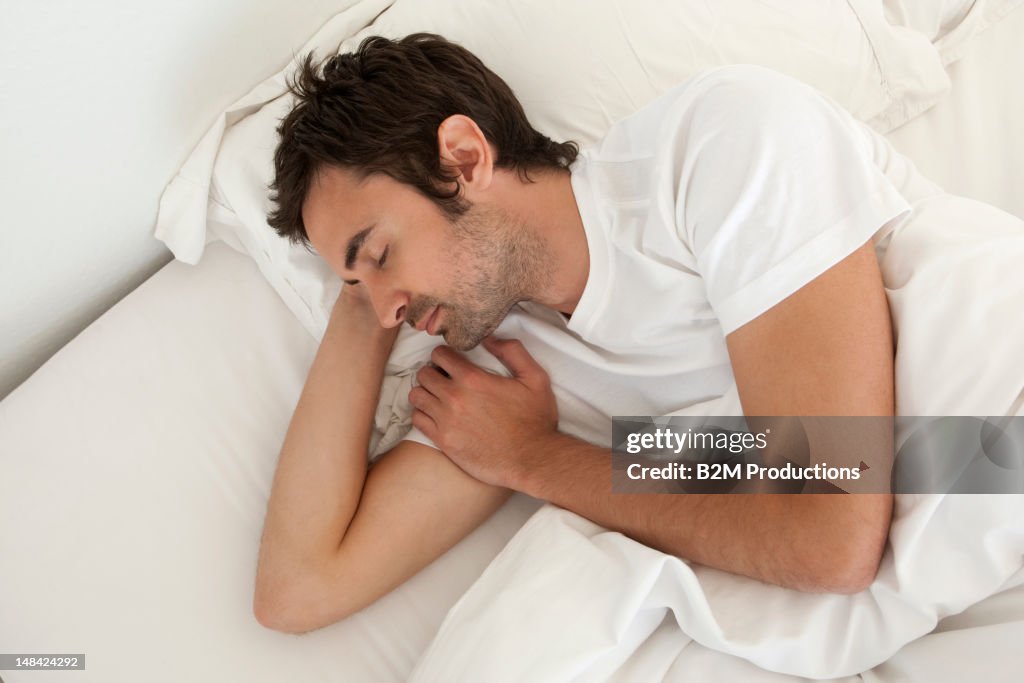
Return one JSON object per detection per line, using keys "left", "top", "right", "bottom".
{"left": 415, "top": 364, "right": 452, "bottom": 398}
{"left": 482, "top": 336, "right": 545, "bottom": 382}
{"left": 411, "top": 407, "right": 438, "bottom": 440}
{"left": 408, "top": 385, "right": 442, "bottom": 417}
{"left": 430, "top": 345, "right": 477, "bottom": 381}
{"left": 427, "top": 361, "right": 451, "bottom": 379}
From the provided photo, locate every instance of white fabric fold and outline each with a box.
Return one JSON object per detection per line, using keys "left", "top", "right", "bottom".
{"left": 410, "top": 497, "right": 1024, "bottom": 681}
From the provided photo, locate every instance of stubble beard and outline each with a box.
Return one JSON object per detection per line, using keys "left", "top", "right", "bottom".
{"left": 435, "top": 203, "right": 551, "bottom": 351}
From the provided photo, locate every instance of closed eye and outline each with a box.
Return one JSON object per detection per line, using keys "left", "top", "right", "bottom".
{"left": 342, "top": 245, "right": 388, "bottom": 286}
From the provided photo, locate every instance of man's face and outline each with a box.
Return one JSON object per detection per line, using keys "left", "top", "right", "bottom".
{"left": 303, "top": 166, "right": 545, "bottom": 351}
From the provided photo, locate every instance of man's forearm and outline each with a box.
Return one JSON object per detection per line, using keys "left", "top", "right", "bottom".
{"left": 256, "top": 302, "right": 398, "bottom": 594}
{"left": 512, "top": 432, "right": 892, "bottom": 593}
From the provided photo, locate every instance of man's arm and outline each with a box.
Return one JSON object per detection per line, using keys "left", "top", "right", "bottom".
{"left": 254, "top": 288, "right": 510, "bottom": 633}
{"left": 412, "top": 241, "right": 895, "bottom": 593}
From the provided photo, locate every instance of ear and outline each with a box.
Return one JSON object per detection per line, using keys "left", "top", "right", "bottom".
{"left": 437, "top": 114, "right": 495, "bottom": 196}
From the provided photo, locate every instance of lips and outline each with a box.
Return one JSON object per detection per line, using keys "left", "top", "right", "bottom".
{"left": 414, "top": 305, "right": 439, "bottom": 333}
{"left": 426, "top": 306, "right": 441, "bottom": 335}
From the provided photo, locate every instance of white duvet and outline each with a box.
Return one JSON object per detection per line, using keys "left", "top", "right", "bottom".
{"left": 409, "top": 498, "right": 1024, "bottom": 681}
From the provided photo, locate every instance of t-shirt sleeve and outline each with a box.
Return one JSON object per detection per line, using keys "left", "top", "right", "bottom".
{"left": 674, "top": 65, "right": 911, "bottom": 335}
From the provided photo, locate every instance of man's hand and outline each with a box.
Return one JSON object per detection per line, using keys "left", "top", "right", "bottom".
{"left": 331, "top": 282, "right": 400, "bottom": 343}
{"left": 408, "top": 336, "right": 559, "bottom": 488}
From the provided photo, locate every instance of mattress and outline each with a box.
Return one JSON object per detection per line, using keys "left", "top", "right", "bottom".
{"left": 0, "top": 240, "right": 541, "bottom": 682}
{"left": 2, "top": 8, "right": 1023, "bottom": 683}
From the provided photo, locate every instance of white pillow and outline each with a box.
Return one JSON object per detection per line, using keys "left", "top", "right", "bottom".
{"left": 882, "top": 0, "right": 1024, "bottom": 65}
{"left": 169, "top": 0, "right": 952, "bottom": 339}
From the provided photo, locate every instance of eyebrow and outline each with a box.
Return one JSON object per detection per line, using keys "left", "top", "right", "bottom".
{"left": 342, "top": 224, "right": 375, "bottom": 283}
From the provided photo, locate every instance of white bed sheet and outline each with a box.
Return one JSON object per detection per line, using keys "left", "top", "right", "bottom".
{"left": 659, "top": 575, "right": 1024, "bottom": 682}
{"left": 648, "top": 576, "right": 1024, "bottom": 682}
{"left": 3, "top": 7, "right": 1024, "bottom": 683}
{"left": 0, "top": 240, "right": 541, "bottom": 683}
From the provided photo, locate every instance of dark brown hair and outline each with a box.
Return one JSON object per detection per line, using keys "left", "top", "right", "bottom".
{"left": 267, "top": 32, "right": 579, "bottom": 248}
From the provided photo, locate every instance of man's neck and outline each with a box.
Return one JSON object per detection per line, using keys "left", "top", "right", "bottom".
{"left": 504, "top": 168, "right": 590, "bottom": 316}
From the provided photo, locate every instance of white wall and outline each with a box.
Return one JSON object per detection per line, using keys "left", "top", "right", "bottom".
{"left": 0, "top": 0, "right": 367, "bottom": 399}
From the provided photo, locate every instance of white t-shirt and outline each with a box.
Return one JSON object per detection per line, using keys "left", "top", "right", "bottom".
{"left": 398, "top": 64, "right": 935, "bottom": 452}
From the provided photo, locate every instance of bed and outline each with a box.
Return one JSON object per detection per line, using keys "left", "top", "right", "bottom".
{"left": 2, "top": 1, "right": 1023, "bottom": 681}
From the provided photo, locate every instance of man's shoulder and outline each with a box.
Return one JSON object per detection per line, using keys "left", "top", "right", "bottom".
{"left": 650, "top": 64, "right": 823, "bottom": 133}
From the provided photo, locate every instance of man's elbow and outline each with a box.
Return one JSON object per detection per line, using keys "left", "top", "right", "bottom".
{"left": 254, "top": 586, "right": 313, "bottom": 634}
{"left": 804, "top": 494, "right": 893, "bottom": 595}
{"left": 253, "top": 574, "right": 340, "bottom": 635}
{"left": 823, "top": 549, "right": 884, "bottom": 595}
{"left": 800, "top": 541, "right": 884, "bottom": 595}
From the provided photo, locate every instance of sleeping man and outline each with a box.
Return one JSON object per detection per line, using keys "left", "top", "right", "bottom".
{"left": 252, "top": 33, "right": 920, "bottom": 633}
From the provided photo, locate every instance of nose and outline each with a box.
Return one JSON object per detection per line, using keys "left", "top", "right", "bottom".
{"left": 366, "top": 284, "right": 407, "bottom": 329}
